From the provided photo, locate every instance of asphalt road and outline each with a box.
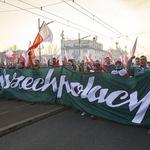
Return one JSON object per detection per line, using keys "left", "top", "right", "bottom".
{"left": 0, "top": 109, "right": 150, "bottom": 150}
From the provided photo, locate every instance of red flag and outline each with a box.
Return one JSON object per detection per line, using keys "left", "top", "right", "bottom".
{"left": 5, "top": 50, "right": 16, "bottom": 61}
{"left": 130, "top": 37, "right": 138, "bottom": 58}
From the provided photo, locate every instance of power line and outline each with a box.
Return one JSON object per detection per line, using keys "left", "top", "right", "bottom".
{"left": 62, "top": 0, "right": 149, "bottom": 52}
{"left": 1, "top": 0, "right": 148, "bottom": 52}
{"left": 42, "top": 0, "right": 72, "bottom": 8}
{"left": 0, "top": 0, "right": 128, "bottom": 42}
{"left": 127, "top": 31, "right": 150, "bottom": 36}
{"left": 0, "top": 0, "right": 108, "bottom": 41}
{"left": 19, "top": 0, "right": 110, "bottom": 39}
{"left": 61, "top": 0, "right": 132, "bottom": 43}
{"left": 0, "top": 0, "right": 71, "bottom": 13}
{"left": 73, "top": 1, "right": 123, "bottom": 36}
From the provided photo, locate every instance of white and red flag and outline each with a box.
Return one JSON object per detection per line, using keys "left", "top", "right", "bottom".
{"left": 63, "top": 50, "right": 68, "bottom": 63}
{"left": 19, "top": 51, "right": 29, "bottom": 68}
{"left": 118, "top": 47, "right": 124, "bottom": 63}
{"left": 107, "top": 49, "right": 114, "bottom": 63}
{"left": 5, "top": 49, "right": 16, "bottom": 61}
{"left": 19, "top": 51, "right": 26, "bottom": 62}
{"left": 28, "top": 21, "right": 53, "bottom": 51}
{"left": 130, "top": 37, "right": 138, "bottom": 58}
{"left": 123, "top": 55, "right": 129, "bottom": 64}
{"left": 26, "top": 21, "right": 53, "bottom": 67}
{"left": 55, "top": 55, "right": 63, "bottom": 67}
{"left": 85, "top": 50, "right": 93, "bottom": 63}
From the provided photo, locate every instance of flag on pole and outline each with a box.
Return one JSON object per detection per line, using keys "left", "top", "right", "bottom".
{"left": 88, "top": 50, "right": 94, "bottom": 63}
{"left": 107, "top": 49, "right": 114, "bottom": 63}
{"left": 119, "top": 47, "right": 124, "bottom": 63}
{"left": 5, "top": 49, "right": 16, "bottom": 61}
{"left": 54, "top": 55, "right": 63, "bottom": 67}
{"left": 123, "top": 55, "right": 129, "bottom": 64}
{"left": 43, "top": 57, "right": 48, "bottom": 65}
{"left": 130, "top": 37, "right": 138, "bottom": 58}
{"left": 19, "top": 51, "right": 26, "bottom": 62}
{"left": 63, "top": 50, "right": 68, "bottom": 63}
{"left": 26, "top": 21, "right": 53, "bottom": 68}
{"left": 19, "top": 51, "right": 29, "bottom": 68}
{"left": 28, "top": 21, "right": 53, "bottom": 51}
{"left": 85, "top": 50, "right": 93, "bottom": 63}
{"left": 3, "top": 58, "right": 7, "bottom": 66}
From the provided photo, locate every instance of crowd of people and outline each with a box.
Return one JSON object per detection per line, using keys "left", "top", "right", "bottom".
{"left": 0, "top": 53, "right": 150, "bottom": 77}
{"left": 64, "top": 55, "right": 150, "bottom": 77}
{"left": 0, "top": 53, "right": 150, "bottom": 118}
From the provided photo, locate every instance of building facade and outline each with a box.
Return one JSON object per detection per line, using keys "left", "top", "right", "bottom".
{"left": 60, "top": 39, "right": 107, "bottom": 61}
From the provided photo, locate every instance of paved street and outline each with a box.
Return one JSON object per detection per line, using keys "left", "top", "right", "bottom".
{"left": 0, "top": 98, "right": 66, "bottom": 137}
{"left": 0, "top": 109, "right": 150, "bottom": 150}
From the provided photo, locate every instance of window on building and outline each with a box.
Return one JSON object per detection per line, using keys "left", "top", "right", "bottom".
{"left": 73, "top": 43, "right": 79, "bottom": 47}
{"left": 64, "top": 43, "right": 69, "bottom": 47}
{"left": 83, "top": 49, "right": 87, "bottom": 53}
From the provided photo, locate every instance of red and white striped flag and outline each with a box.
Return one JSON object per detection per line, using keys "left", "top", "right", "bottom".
{"left": 5, "top": 49, "right": 16, "bottom": 61}
{"left": 130, "top": 37, "right": 138, "bottom": 58}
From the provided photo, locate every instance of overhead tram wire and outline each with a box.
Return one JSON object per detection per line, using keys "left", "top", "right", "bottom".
{"left": 127, "top": 31, "right": 150, "bottom": 36}
{"left": 62, "top": 0, "right": 133, "bottom": 43}
{"left": 72, "top": 1, "right": 130, "bottom": 40}
{"left": 63, "top": 0, "right": 149, "bottom": 52}
{"left": 61, "top": 0, "right": 130, "bottom": 41}
{"left": 41, "top": 0, "right": 72, "bottom": 8}
{"left": 0, "top": 0, "right": 106, "bottom": 40}
{"left": 1, "top": 1, "right": 147, "bottom": 52}
{"left": 0, "top": 0, "right": 71, "bottom": 13}
{"left": 19, "top": 0, "right": 110, "bottom": 39}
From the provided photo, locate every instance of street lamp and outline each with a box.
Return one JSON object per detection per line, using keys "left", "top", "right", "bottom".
{"left": 78, "top": 33, "right": 91, "bottom": 59}
{"left": 38, "top": 19, "right": 54, "bottom": 61}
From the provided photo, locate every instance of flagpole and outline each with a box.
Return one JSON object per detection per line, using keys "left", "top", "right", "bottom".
{"left": 78, "top": 33, "right": 91, "bottom": 60}
{"left": 38, "top": 18, "right": 54, "bottom": 61}
{"left": 38, "top": 18, "right": 42, "bottom": 62}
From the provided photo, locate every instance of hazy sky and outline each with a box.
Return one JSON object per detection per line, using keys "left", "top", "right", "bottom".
{"left": 0, "top": 0, "right": 150, "bottom": 56}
